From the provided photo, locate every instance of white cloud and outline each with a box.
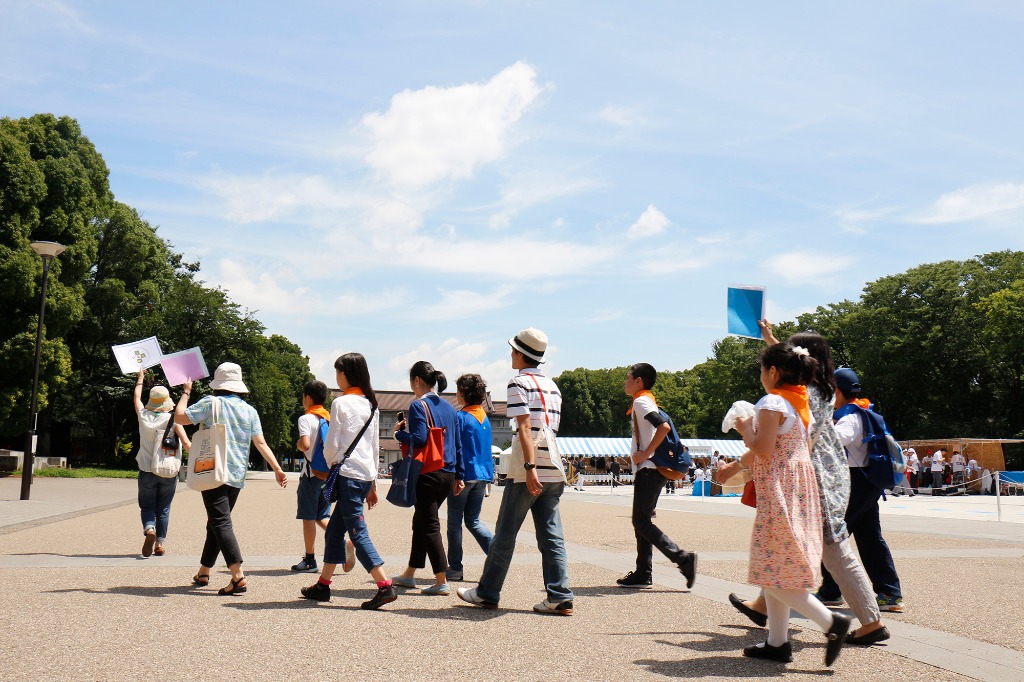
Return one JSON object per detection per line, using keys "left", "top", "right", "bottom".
{"left": 361, "top": 61, "right": 544, "bottom": 187}
{"left": 833, "top": 204, "right": 896, "bottom": 234}
{"left": 383, "top": 235, "right": 615, "bottom": 279}
{"left": 408, "top": 286, "right": 515, "bottom": 321}
{"left": 598, "top": 105, "right": 647, "bottom": 128}
{"left": 212, "top": 259, "right": 309, "bottom": 314}
{"left": 205, "top": 173, "right": 356, "bottom": 223}
{"left": 386, "top": 339, "right": 509, "bottom": 393}
{"left": 488, "top": 174, "right": 599, "bottom": 230}
{"left": 764, "top": 251, "right": 856, "bottom": 285}
{"left": 914, "top": 182, "right": 1024, "bottom": 224}
{"left": 627, "top": 204, "right": 671, "bottom": 240}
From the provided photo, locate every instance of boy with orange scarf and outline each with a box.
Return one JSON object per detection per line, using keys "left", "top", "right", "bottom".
{"left": 818, "top": 368, "right": 905, "bottom": 613}
{"left": 290, "top": 380, "right": 334, "bottom": 573}
{"left": 615, "top": 363, "right": 697, "bottom": 589}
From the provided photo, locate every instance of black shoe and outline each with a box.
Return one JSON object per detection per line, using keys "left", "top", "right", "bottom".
{"left": 291, "top": 556, "right": 318, "bottom": 572}
{"left": 846, "top": 625, "right": 890, "bottom": 646}
{"left": 743, "top": 641, "right": 792, "bottom": 663}
{"left": 361, "top": 584, "right": 398, "bottom": 610}
{"left": 616, "top": 571, "right": 652, "bottom": 588}
{"left": 677, "top": 551, "right": 697, "bottom": 589}
{"left": 300, "top": 581, "right": 331, "bottom": 602}
{"left": 825, "top": 613, "right": 851, "bottom": 666}
{"left": 728, "top": 592, "right": 767, "bottom": 627}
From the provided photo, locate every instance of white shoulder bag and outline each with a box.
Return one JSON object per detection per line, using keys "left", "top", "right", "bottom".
{"left": 186, "top": 398, "right": 229, "bottom": 491}
{"left": 151, "top": 417, "right": 182, "bottom": 479}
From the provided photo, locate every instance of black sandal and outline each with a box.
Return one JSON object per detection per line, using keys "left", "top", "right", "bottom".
{"left": 218, "top": 576, "right": 247, "bottom": 595}
{"left": 192, "top": 573, "right": 210, "bottom": 587}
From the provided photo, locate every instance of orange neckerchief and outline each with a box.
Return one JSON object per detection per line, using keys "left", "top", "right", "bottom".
{"left": 343, "top": 387, "right": 365, "bottom": 397}
{"left": 769, "top": 384, "right": 811, "bottom": 429}
{"left": 462, "top": 405, "right": 487, "bottom": 424}
{"left": 626, "top": 390, "right": 656, "bottom": 415}
{"left": 851, "top": 398, "right": 871, "bottom": 410}
{"left": 306, "top": 405, "right": 331, "bottom": 421}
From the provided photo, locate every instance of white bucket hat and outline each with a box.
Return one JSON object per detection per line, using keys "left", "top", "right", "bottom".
{"left": 145, "top": 386, "right": 174, "bottom": 412}
{"left": 209, "top": 362, "right": 249, "bottom": 394}
{"left": 508, "top": 327, "right": 548, "bottom": 363}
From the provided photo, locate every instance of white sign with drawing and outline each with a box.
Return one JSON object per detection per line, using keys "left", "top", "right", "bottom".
{"left": 111, "top": 336, "right": 164, "bottom": 374}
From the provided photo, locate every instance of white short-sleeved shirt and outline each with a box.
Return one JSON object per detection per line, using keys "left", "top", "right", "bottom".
{"left": 297, "top": 412, "right": 324, "bottom": 476}
{"left": 907, "top": 453, "right": 920, "bottom": 473}
{"left": 630, "top": 394, "right": 667, "bottom": 474}
{"left": 506, "top": 369, "right": 563, "bottom": 483}
{"left": 755, "top": 394, "right": 800, "bottom": 434}
{"left": 136, "top": 409, "right": 176, "bottom": 472}
{"left": 833, "top": 409, "right": 869, "bottom": 468}
{"left": 931, "top": 451, "right": 945, "bottom": 472}
{"left": 951, "top": 453, "right": 965, "bottom": 472}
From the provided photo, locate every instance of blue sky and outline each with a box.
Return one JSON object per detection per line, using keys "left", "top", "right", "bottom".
{"left": 4, "top": 1, "right": 1024, "bottom": 394}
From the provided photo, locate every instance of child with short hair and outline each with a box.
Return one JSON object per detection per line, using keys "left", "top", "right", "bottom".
{"left": 290, "top": 380, "right": 334, "bottom": 573}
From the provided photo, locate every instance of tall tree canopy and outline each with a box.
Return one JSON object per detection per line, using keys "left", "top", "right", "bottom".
{"left": 0, "top": 115, "right": 313, "bottom": 463}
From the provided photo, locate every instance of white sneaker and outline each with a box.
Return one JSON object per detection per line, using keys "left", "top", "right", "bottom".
{"left": 456, "top": 587, "right": 498, "bottom": 609}
{"left": 533, "top": 598, "right": 573, "bottom": 616}
{"left": 343, "top": 539, "right": 356, "bottom": 573}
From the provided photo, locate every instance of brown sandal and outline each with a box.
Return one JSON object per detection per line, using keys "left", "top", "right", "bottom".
{"left": 192, "top": 573, "right": 210, "bottom": 587}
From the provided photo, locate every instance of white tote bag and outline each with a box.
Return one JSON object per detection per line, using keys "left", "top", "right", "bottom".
{"left": 186, "top": 398, "right": 229, "bottom": 491}
{"left": 151, "top": 418, "right": 182, "bottom": 479}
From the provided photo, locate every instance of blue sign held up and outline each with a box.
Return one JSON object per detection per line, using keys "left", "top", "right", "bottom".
{"left": 727, "top": 286, "right": 766, "bottom": 339}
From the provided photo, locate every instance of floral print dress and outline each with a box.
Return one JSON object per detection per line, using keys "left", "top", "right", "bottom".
{"left": 748, "top": 394, "right": 824, "bottom": 590}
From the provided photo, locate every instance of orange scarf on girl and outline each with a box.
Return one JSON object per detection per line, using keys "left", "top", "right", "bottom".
{"left": 768, "top": 384, "right": 811, "bottom": 429}
{"left": 626, "top": 390, "right": 656, "bottom": 414}
{"left": 305, "top": 405, "right": 330, "bottom": 421}
{"left": 343, "top": 387, "right": 365, "bottom": 397}
{"left": 462, "top": 405, "right": 487, "bottom": 424}
{"left": 850, "top": 398, "right": 871, "bottom": 410}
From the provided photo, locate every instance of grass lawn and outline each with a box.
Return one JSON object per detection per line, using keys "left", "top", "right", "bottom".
{"left": 4, "top": 467, "right": 138, "bottom": 479}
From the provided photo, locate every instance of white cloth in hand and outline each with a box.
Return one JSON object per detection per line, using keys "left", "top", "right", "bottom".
{"left": 722, "top": 400, "right": 756, "bottom": 433}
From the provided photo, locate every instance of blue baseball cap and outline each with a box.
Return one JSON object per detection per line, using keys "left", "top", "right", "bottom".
{"left": 834, "top": 368, "right": 861, "bottom": 394}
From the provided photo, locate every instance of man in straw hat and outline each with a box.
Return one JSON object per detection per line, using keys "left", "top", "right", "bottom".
{"left": 458, "top": 328, "right": 575, "bottom": 615}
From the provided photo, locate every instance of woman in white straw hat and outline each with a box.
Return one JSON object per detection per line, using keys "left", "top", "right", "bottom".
{"left": 174, "top": 362, "right": 288, "bottom": 595}
{"left": 133, "top": 370, "right": 191, "bottom": 557}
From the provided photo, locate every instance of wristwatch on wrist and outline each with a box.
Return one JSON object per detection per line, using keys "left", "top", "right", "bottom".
{"left": 523, "top": 462, "right": 537, "bottom": 470}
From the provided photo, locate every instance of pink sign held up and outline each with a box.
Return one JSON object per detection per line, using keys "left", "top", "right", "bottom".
{"left": 161, "top": 347, "right": 210, "bottom": 386}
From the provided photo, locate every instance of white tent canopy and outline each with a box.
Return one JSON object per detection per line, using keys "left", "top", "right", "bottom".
{"left": 555, "top": 437, "right": 746, "bottom": 459}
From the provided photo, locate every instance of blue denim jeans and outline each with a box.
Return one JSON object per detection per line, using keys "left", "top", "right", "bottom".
{"left": 477, "top": 481, "right": 573, "bottom": 605}
{"left": 447, "top": 480, "right": 493, "bottom": 572}
{"left": 324, "top": 477, "right": 383, "bottom": 573}
{"left": 138, "top": 470, "right": 177, "bottom": 540}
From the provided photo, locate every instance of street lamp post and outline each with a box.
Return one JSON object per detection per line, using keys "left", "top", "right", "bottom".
{"left": 20, "top": 241, "right": 66, "bottom": 501}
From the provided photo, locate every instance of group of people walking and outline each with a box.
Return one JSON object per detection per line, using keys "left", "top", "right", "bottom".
{"left": 131, "top": 323, "right": 904, "bottom": 667}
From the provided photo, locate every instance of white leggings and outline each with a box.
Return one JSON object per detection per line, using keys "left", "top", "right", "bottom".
{"left": 763, "top": 587, "right": 835, "bottom": 647}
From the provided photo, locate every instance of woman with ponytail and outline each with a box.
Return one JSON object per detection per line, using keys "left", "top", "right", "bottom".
{"left": 300, "top": 353, "right": 396, "bottom": 610}
{"left": 393, "top": 361, "right": 464, "bottom": 595}
{"left": 733, "top": 342, "right": 850, "bottom": 667}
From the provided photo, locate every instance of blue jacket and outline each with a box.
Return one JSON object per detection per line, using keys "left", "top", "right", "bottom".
{"left": 395, "top": 393, "right": 464, "bottom": 479}
{"left": 457, "top": 410, "right": 494, "bottom": 483}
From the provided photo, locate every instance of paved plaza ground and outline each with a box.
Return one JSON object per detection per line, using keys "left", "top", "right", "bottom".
{"left": 1, "top": 475, "right": 1023, "bottom": 681}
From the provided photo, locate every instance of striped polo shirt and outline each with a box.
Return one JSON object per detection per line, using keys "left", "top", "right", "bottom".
{"left": 506, "top": 368, "right": 563, "bottom": 483}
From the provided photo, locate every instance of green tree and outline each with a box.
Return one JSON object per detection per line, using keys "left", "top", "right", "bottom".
{"left": 0, "top": 114, "right": 111, "bottom": 439}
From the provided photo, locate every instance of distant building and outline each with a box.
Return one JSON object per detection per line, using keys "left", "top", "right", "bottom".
{"left": 329, "top": 388, "right": 512, "bottom": 471}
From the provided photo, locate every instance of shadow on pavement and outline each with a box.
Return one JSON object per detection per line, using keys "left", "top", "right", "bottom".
{"left": 222, "top": 600, "right": 322, "bottom": 611}
{"left": 571, "top": 585, "right": 681, "bottom": 597}
{"left": 12, "top": 552, "right": 142, "bottom": 560}
{"left": 45, "top": 585, "right": 204, "bottom": 598}
{"left": 634, "top": 655, "right": 833, "bottom": 678}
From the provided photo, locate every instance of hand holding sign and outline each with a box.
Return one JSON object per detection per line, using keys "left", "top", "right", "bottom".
{"left": 161, "top": 347, "right": 209, "bottom": 386}
{"left": 112, "top": 336, "right": 164, "bottom": 374}
{"left": 727, "top": 286, "right": 766, "bottom": 340}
